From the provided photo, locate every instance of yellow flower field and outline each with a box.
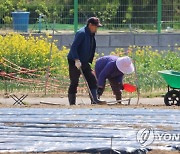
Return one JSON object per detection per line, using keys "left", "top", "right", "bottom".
{"left": 0, "top": 33, "right": 179, "bottom": 94}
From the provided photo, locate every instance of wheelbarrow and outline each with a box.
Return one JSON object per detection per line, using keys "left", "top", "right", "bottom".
{"left": 158, "top": 70, "right": 180, "bottom": 106}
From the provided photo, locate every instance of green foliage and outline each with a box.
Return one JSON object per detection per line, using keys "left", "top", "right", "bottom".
{"left": 109, "top": 46, "right": 180, "bottom": 91}
{"left": 0, "top": 0, "right": 14, "bottom": 25}
{"left": 0, "top": 0, "right": 179, "bottom": 30}
{"left": 0, "top": 33, "right": 69, "bottom": 76}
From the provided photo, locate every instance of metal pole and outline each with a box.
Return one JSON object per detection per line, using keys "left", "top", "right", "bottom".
{"left": 157, "top": 0, "right": 162, "bottom": 33}
{"left": 3, "top": 76, "right": 8, "bottom": 96}
{"left": 74, "top": 0, "right": 78, "bottom": 33}
{"left": 38, "top": 15, "right": 42, "bottom": 33}
{"left": 45, "top": 20, "right": 55, "bottom": 95}
{"left": 132, "top": 48, "right": 140, "bottom": 105}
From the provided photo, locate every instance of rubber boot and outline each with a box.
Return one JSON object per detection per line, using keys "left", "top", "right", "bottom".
{"left": 68, "top": 94, "right": 76, "bottom": 105}
{"left": 90, "top": 89, "right": 106, "bottom": 105}
{"left": 116, "top": 92, "right": 122, "bottom": 104}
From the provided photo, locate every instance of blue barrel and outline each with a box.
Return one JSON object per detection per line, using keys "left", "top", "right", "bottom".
{"left": 12, "top": 11, "right": 30, "bottom": 32}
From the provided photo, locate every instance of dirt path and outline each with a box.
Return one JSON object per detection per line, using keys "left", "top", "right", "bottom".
{"left": 0, "top": 96, "right": 179, "bottom": 109}
{"left": 0, "top": 103, "right": 179, "bottom": 110}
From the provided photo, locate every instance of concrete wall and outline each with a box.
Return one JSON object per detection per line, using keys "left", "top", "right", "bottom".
{"left": 26, "top": 33, "right": 180, "bottom": 55}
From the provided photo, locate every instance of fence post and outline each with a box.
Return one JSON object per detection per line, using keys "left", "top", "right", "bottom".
{"left": 74, "top": 0, "right": 78, "bottom": 33}
{"left": 44, "top": 20, "right": 56, "bottom": 95}
{"left": 157, "top": 0, "right": 162, "bottom": 33}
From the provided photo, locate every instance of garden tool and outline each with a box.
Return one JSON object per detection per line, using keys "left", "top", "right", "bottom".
{"left": 123, "top": 83, "right": 136, "bottom": 93}
{"left": 80, "top": 68, "right": 106, "bottom": 105}
{"left": 106, "top": 83, "right": 136, "bottom": 105}
{"left": 106, "top": 98, "right": 131, "bottom": 105}
{"left": 79, "top": 67, "right": 95, "bottom": 104}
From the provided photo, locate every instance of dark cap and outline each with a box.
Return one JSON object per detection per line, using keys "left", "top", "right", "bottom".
{"left": 87, "top": 17, "right": 102, "bottom": 27}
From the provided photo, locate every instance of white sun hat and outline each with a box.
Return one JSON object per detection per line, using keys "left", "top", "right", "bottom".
{"left": 116, "top": 56, "right": 135, "bottom": 74}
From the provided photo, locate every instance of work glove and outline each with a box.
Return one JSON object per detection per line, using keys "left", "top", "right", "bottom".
{"left": 97, "top": 87, "right": 104, "bottom": 96}
{"left": 75, "top": 59, "right": 82, "bottom": 69}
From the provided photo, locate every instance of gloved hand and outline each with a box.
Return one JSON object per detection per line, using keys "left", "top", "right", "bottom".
{"left": 97, "top": 87, "right": 104, "bottom": 96}
{"left": 75, "top": 59, "right": 82, "bottom": 69}
{"left": 121, "top": 84, "right": 124, "bottom": 90}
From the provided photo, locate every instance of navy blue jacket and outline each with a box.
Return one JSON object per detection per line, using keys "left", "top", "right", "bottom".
{"left": 95, "top": 55, "right": 124, "bottom": 87}
{"left": 67, "top": 26, "right": 96, "bottom": 64}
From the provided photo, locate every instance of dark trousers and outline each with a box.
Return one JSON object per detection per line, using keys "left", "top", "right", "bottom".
{"left": 68, "top": 59, "right": 97, "bottom": 94}
{"left": 101, "top": 78, "right": 123, "bottom": 100}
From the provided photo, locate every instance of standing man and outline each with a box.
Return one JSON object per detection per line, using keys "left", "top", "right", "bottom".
{"left": 95, "top": 56, "right": 135, "bottom": 102}
{"left": 67, "top": 17, "right": 104, "bottom": 105}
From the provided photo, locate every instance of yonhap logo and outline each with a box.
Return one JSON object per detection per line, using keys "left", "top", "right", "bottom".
{"left": 136, "top": 128, "right": 155, "bottom": 147}
{"left": 136, "top": 128, "right": 180, "bottom": 147}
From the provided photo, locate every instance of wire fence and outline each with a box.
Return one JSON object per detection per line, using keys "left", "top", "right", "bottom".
{"left": 0, "top": 0, "right": 180, "bottom": 97}
{"left": 0, "top": 0, "right": 179, "bottom": 33}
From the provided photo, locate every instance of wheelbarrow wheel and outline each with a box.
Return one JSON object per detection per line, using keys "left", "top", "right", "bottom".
{"left": 164, "top": 90, "right": 180, "bottom": 106}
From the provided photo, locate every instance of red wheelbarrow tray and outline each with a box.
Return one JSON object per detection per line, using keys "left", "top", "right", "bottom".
{"left": 158, "top": 70, "right": 180, "bottom": 89}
